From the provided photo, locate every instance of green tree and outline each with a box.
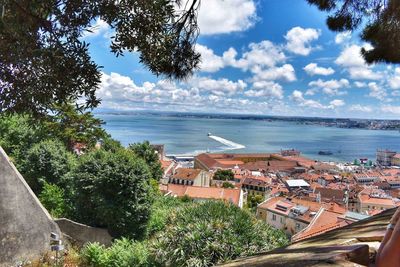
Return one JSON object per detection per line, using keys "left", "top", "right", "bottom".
{"left": 0, "top": 114, "right": 46, "bottom": 163}
{"left": 72, "top": 149, "right": 154, "bottom": 239}
{"left": 129, "top": 141, "right": 163, "bottom": 181}
{"left": 222, "top": 181, "right": 235, "bottom": 188}
{"left": 44, "top": 104, "right": 106, "bottom": 150}
{"left": 39, "top": 182, "right": 67, "bottom": 218}
{"left": 153, "top": 201, "right": 288, "bottom": 267}
{"left": 20, "top": 139, "right": 75, "bottom": 194}
{"left": 247, "top": 194, "right": 264, "bottom": 210}
{"left": 308, "top": 0, "right": 400, "bottom": 64}
{"left": 213, "top": 169, "right": 235, "bottom": 181}
{"left": 0, "top": 0, "right": 200, "bottom": 114}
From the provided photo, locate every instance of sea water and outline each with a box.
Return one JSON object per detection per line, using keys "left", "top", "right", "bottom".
{"left": 97, "top": 113, "right": 400, "bottom": 162}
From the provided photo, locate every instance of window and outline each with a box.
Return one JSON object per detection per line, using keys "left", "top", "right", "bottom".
{"left": 295, "top": 223, "right": 301, "bottom": 230}
{"left": 280, "top": 217, "right": 284, "bottom": 223}
{"left": 272, "top": 214, "right": 276, "bottom": 221}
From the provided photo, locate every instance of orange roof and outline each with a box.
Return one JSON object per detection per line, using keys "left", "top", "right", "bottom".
{"left": 171, "top": 168, "right": 202, "bottom": 180}
{"left": 162, "top": 184, "right": 241, "bottom": 206}
{"left": 359, "top": 194, "right": 397, "bottom": 206}
{"left": 160, "top": 159, "right": 173, "bottom": 169}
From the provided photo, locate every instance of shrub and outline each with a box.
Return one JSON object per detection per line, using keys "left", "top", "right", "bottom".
{"left": 39, "top": 182, "right": 67, "bottom": 218}
{"left": 21, "top": 139, "right": 75, "bottom": 194}
{"left": 81, "top": 239, "right": 151, "bottom": 267}
{"left": 222, "top": 182, "right": 235, "bottom": 188}
{"left": 145, "top": 196, "right": 186, "bottom": 238}
{"left": 72, "top": 149, "right": 154, "bottom": 239}
{"left": 213, "top": 169, "right": 234, "bottom": 181}
{"left": 152, "top": 201, "right": 288, "bottom": 266}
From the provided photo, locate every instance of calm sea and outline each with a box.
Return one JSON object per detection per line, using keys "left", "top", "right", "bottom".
{"left": 97, "top": 113, "right": 400, "bottom": 163}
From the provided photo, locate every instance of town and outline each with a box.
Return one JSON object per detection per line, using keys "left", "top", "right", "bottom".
{"left": 156, "top": 147, "right": 400, "bottom": 241}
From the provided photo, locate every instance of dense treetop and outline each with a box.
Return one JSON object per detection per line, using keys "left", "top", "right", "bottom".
{"left": 0, "top": 0, "right": 200, "bottom": 114}
{"left": 308, "top": 0, "right": 400, "bottom": 64}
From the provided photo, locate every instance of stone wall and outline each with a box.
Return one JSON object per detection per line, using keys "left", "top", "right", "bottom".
{"left": 55, "top": 218, "right": 112, "bottom": 247}
{"left": 0, "top": 147, "right": 61, "bottom": 266}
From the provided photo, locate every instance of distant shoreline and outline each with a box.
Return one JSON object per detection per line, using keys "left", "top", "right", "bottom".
{"left": 95, "top": 111, "right": 400, "bottom": 131}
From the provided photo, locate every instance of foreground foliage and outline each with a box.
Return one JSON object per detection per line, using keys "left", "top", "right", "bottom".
{"left": 81, "top": 239, "right": 151, "bottom": 267}
{"left": 151, "top": 200, "right": 288, "bottom": 266}
{"left": 81, "top": 199, "right": 288, "bottom": 267}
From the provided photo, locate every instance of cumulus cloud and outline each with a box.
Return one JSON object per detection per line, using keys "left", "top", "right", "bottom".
{"left": 335, "top": 31, "right": 351, "bottom": 44}
{"left": 232, "top": 41, "right": 286, "bottom": 70}
{"left": 252, "top": 64, "right": 296, "bottom": 82}
{"left": 368, "top": 82, "right": 387, "bottom": 101}
{"left": 245, "top": 81, "right": 284, "bottom": 99}
{"left": 308, "top": 78, "right": 349, "bottom": 96}
{"left": 388, "top": 67, "right": 400, "bottom": 90}
{"left": 303, "top": 63, "right": 335, "bottom": 76}
{"left": 329, "top": 99, "right": 345, "bottom": 108}
{"left": 335, "top": 45, "right": 382, "bottom": 80}
{"left": 285, "top": 27, "right": 321, "bottom": 56}
{"left": 354, "top": 81, "right": 367, "bottom": 88}
{"left": 291, "top": 90, "right": 344, "bottom": 109}
{"left": 195, "top": 44, "right": 225, "bottom": 72}
{"left": 381, "top": 105, "right": 400, "bottom": 115}
{"left": 197, "top": 0, "right": 257, "bottom": 35}
{"left": 349, "top": 104, "right": 373, "bottom": 112}
{"left": 189, "top": 76, "right": 247, "bottom": 96}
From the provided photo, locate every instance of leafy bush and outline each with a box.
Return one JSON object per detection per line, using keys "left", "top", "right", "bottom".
{"left": 72, "top": 149, "right": 154, "bottom": 238}
{"left": 145, "top": 196, "right": 186, "bottom": 238}
{"left": 222, "top": 181, "right": 235, "bottom": 188}
{"left": 152, "top": 201, "right": 288, "bottom": 266}
{"left": 81, "top": 239, "right": 151, "bottom": 267}
{"left": 213, "top": 169, "right": 234, "bottom": 181}
{"left": 39, "top": 182, "right": 67, "bottom": 218}
{"left": 0, "top": 114, "right": 46, "bottom": 164}
{"left": 21, "top": 139, "right": 76, "bottom": 193}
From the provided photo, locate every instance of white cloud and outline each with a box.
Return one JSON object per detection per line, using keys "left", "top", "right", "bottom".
{"left": 381, "top": 105, "right": 400, "bottom": 115}
{"left": 252, "top": 64, "right": 296, "bottom": 82}
{"left": 305, "top": 88, "right": 318, "bottom": 96}
{"left": 197, "top": 0, "right": 257, "bottom": 35}
{"left": 233, "top": 41, "right": 286, "bottom": 70}
{"left": 303, "top": 63, "right": 335, "bottom": 76}
{"left": 349, "top": 104, "right": 373, "bottom": 112}
{"left": 388, "top": 67, "right": 400, "bottom": 90}
{"left": 354, "top": 81, "right": 367, "bottom": 88}
{"left": 335, "top": 45, "right": 365, "bottom": 67}
{"left": 335, "top": 31, "right": 351, "bottom": 44}
{"left": 291, "top": 90, "right": 324, "bottom": 109}
{"left": 83, "top": 18, "right": 110, "bottom": 38}
{"left": 368, "top": 82, "right": 387, "bottom": 101}
{"left": 308, "top": 78, "right": 349, "bottom": 96}
{"left": 329, "top": 99, "right": 345, "bottom": 108}
{"left": 195, "top": 44, "right": 225, "bottom": 72}
{"left": 189, "top": 76, "right": 247, "bottom": 96}
{"left": 285, "top": 27, "right": 321, "bottom": 56}
{"left": 291, "top": 90, "right": 344, "bottom": 109}
{"left": 245, "top": 81, "right": 283, "bottom": 99}
{"left": 335, "top": 44, "right": 382, "bottom": 80}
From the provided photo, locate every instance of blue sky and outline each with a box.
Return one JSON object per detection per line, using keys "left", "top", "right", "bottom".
{"left": 85, "top": 0, "right": 400, "bottom": 119}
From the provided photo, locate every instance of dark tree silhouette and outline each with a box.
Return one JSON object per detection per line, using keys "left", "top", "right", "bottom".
{"left": 308, "top": 0, "right": 400, "bottom": 64}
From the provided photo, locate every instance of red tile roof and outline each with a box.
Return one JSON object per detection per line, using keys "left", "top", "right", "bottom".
{"left": 161, "top": 184, "right": 241, "bottom": 206}
{"left": 171, "top": 168, "right": 202, "bottom": 180}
